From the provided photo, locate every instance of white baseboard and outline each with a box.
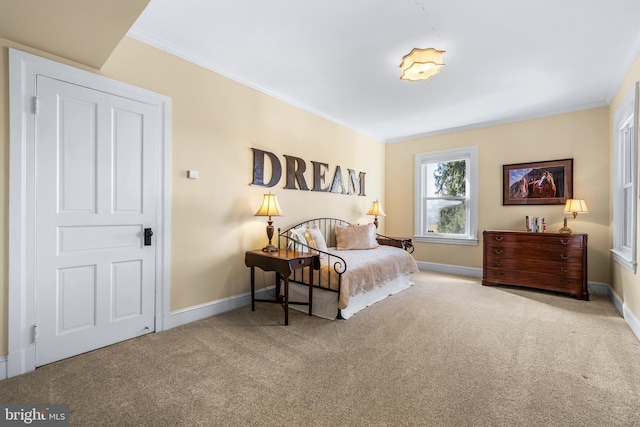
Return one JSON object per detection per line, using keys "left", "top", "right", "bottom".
{"left": 607, "top": 286, "right": 625, "bottom": 316}
{"left": 417, "top": 261, "right": 483, "bottom": 278}
{"left": 589, "top": 283, "right": 640, "bottom": 342}
{"left": 0, "top": 357, "right": 6, "bottom": 380}
{"left": 588, "top": 280, "right": 610, "bottom": 295}
{"left": 610, "top": 286, "right": 640, "bottom": 342}
{"left": 623, "top": 303, "right": 640, "bottom": 342}
{"left": 162, "top": 287, "right": 273, "bottom": 330}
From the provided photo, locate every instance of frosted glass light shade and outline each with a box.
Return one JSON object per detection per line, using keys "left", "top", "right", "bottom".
{"left": 400, "top": 48, "right": 445, "bottom": 82}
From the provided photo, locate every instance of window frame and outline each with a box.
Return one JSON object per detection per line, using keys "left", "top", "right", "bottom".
{"left": 612, "top": 82, "right": 639, "bottom": 273}
{"left": 414, "top": 146, "right": 478, "bottom": 245}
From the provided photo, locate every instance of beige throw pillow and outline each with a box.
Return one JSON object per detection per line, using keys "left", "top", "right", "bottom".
{"left": 335, "top": 223, "right": 378, "bottom": 250}
{"left": 288, "top": 227, "right": 309, "bottom": 252}
{"left": 305, "top": 226, "right": 328, "bottom": 252}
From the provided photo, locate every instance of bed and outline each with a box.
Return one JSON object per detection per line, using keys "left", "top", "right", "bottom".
{"left": 277, "top": 218, "right": 419, "bottom": 319}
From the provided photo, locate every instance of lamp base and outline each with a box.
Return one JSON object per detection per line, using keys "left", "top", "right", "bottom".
{"left": 262, "top": 220, "right": 278, "bottom": 252}
{"left": 558, "top": 217, "right": 572, "bottom": 234}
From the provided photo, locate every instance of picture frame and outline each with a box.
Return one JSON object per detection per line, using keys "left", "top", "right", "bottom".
{"left": 503, "top": 158, "right": 573, "bottom": 205}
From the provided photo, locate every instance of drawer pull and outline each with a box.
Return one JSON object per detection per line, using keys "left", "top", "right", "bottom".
{"left": 494, "top": 261, "right": 503, "bottom": 266}
{"left": 560, "top": 254, "right": 568, "bottom": 260}
{"left": 560, "top": 239, "right": 570, "bottom": 246}
{"left": 494, "top": 236, "right": 504, "bottom": 241}
{"left": 494, "top": 249, "right": 503, "bottom": 255}
{"left": 560, "top": 267, "right": 570, "bottom": 273}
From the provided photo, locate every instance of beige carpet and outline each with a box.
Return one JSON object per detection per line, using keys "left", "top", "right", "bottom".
{"left": 2, "top": 271, "right": 640, "bottom": 426}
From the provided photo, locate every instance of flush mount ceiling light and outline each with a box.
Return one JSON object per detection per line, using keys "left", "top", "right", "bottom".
{"left": 400, "top": 48, "right": 445, "bottom": 82}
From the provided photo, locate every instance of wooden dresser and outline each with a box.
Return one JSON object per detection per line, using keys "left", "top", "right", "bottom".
{"left": 483, "top": 230, "right": 588, "bottom": 300}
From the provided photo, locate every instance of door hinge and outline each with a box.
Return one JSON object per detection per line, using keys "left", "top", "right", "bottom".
{"left": 32, "top": 96, "right": 39, "bottom": 115}
{"left": 33, "top": 324, "right": 38, "bottom": 343}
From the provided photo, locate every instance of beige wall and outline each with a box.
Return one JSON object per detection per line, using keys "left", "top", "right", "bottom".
{"left": 0, "top": 37, "right": 384, "bottom": 356}
{"left": 610, "top": 53, "right": 640, "bottom": 318}
{"left": 385, "top": 107, "right": 611, "bottom": 284}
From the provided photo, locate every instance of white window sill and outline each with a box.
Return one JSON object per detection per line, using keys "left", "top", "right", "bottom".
{"left": 611, "top": 249, "right": 637, "bottom": 273}
{"left": 414, "top": 235, "right": 478, "bottom": 246}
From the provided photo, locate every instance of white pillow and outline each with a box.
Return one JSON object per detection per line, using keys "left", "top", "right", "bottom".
{"left": 305, "top": 226, "right": 328, "bottom": 252}
{"left": 335, "top": 223, "right": 379, "bottom": 250}
{"left": 288, "top": 227, "right": 309, "bottom": 252}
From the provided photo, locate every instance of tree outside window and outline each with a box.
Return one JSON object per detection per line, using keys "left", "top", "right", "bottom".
{"left": 432, "top": 160, "right": 466, "bottom": 234}
{"left": 425, "top": 160, "right": 467, "bottom": 235}
{"left": 415, "top": 146, "right": 478, "bottom": 245}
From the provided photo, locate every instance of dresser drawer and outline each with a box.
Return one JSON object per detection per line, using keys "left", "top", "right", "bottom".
{"left": 484, "top": 257, "right": 583, "bottom": 278}
{"left": 485, "top": 232, "right": 584, "bottom": 249}
{"left": 484, "top": 245, "right": 584, "bottom": 263}
{"left": 484, "top": 268, "right": 585, "bottom": 296}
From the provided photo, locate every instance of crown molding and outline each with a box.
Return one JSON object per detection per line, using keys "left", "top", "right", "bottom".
{"left": 126, "top": 28, "right": 383, "bottom": 142}
{"left": 386, "top": 100, "right": 608, "bottom": 143}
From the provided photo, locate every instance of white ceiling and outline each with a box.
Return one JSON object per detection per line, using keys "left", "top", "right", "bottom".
{"left": 129, "top": 0, "right": 640, "bottom": 142}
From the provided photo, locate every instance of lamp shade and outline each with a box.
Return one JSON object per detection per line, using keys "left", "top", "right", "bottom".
{"left": 563, "top": 199, "right": 589, "bottom": 217}
{"left": 254, "top": 193, "right": 284, "bottom": 217}
{"left": 400, "top": 48, "right": 445, "bottom": 82}
{"left": 367, "top": 200, "right": 386, "bottom": 217}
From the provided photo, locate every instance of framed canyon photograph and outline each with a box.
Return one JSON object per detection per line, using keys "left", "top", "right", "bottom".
{"left": 503, "top": 158, "right": 573, "bottom": 205}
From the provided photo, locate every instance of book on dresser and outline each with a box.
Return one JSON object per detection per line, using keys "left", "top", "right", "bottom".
{"left": 482, "top": 230, "right": 588, "bottom": 300}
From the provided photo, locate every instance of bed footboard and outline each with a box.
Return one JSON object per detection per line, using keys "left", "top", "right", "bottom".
{"left": 278, "top": 218, "right": 350, "bottom": 294}
{"left": 277, "top": 234, "right": 346, "bottom": 294}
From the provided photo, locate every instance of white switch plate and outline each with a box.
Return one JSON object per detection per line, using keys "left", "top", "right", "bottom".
{"left": 187, "top": 170, "right": 199, "bottom": 179}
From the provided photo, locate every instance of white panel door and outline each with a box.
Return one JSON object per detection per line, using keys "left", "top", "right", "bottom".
{"left": 35, "top": 75, "right": 158, "bottom": 366}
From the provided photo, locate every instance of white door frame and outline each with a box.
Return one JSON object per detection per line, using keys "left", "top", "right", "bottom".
{"left": 7, "top": 49, "right": 172, "bottom": 377}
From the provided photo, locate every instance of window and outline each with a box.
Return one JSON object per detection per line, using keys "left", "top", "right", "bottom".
{"left": 415, "top": 146, "right": 478, "bottom": 245}
{"left": 612, "top": 82, "right": 639, "bottom": 273}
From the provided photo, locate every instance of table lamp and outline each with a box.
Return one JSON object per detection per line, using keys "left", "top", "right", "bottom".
{"left": 254, "top": 192, "right": 284, "bottom": 252}
{"left": 366, "top": 200, "right": 386, "bottom": 228}
{"left": 558, "top": 199, "right": 588, "bottom": 234}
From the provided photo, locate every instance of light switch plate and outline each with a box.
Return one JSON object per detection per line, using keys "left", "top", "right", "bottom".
{"left": 187, "top": 170, "right": 198, "bottom": 179}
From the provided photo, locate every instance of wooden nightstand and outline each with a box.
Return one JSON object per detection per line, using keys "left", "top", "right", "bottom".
{"left": 245, "top": 249, "right": 320, "bottom": 325}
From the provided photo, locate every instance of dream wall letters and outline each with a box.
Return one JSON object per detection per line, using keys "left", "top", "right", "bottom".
{"left": 250, "top": 148, "right": 366, "bottom": 196}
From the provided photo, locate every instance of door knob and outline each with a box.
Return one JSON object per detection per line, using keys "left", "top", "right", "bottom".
{"left": 144, "top": 228, "right": 153, "bottom": 246}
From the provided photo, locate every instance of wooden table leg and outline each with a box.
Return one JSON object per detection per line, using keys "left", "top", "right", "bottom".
{"left": 308, "top": 266, "right": 313, "bottom": 316}
{"left": 275, "top": 273, "right": 282, "bottom": 303}
{"left": 284, "top": 276, "right": 289, "bottom": 326}
{"left": 250, "top": 266, "right": 255, "bottom": 311}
